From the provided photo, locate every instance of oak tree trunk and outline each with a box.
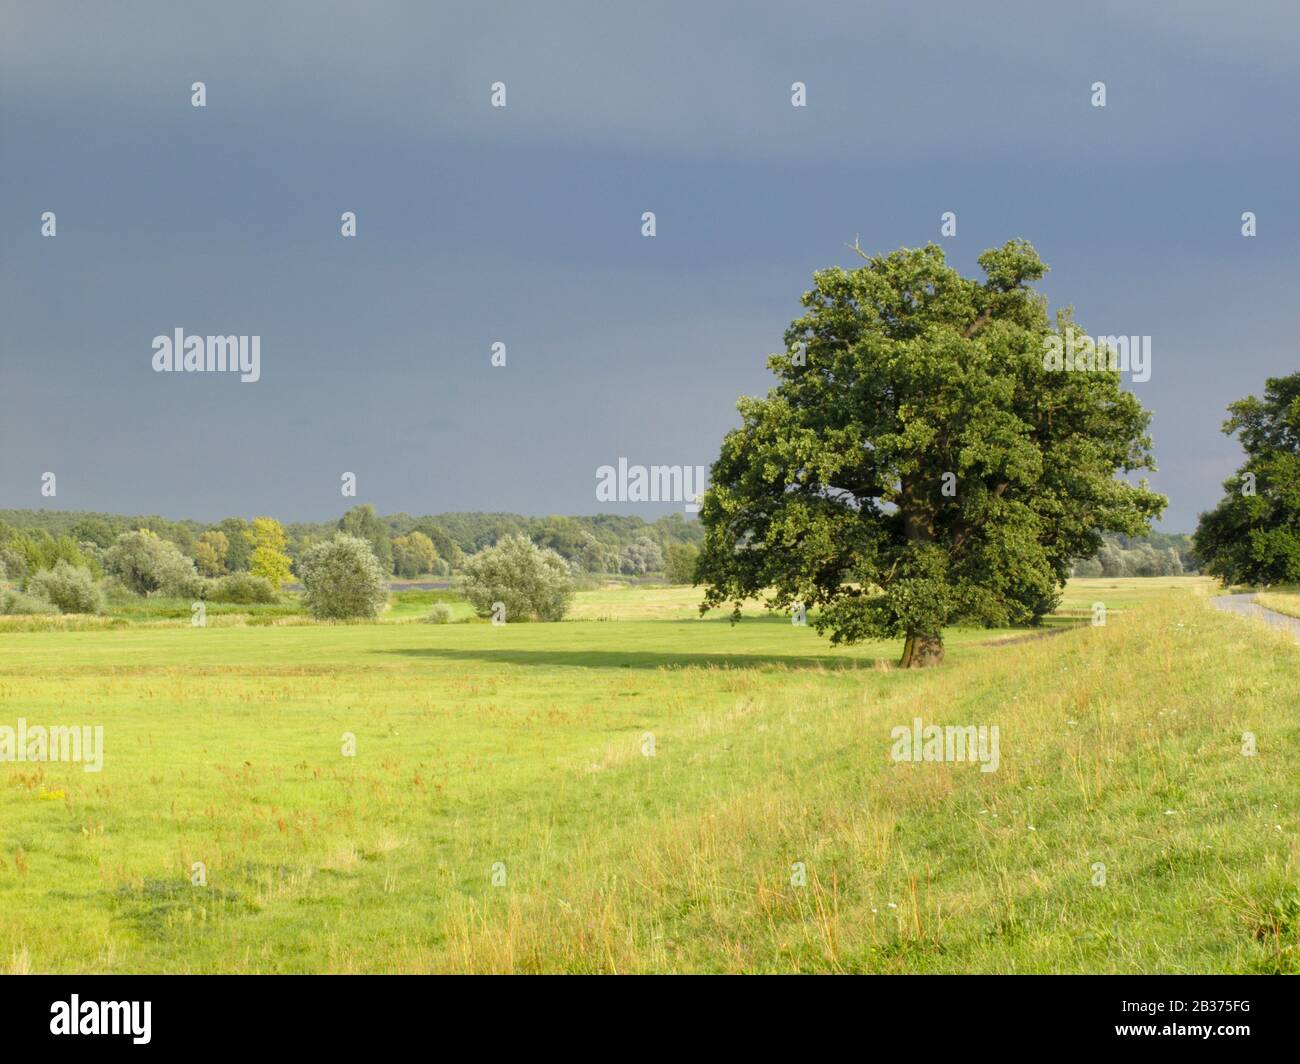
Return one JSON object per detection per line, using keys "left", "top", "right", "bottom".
{"left": 895, "top": 482, "right": 944, "bottom": 667}
{"left": 899, "top": 631, "right": 944, "bottom": 668}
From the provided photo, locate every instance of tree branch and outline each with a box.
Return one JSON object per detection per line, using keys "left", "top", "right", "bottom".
{"left": 962, "top": 307, "right": 993, "bottom": 338}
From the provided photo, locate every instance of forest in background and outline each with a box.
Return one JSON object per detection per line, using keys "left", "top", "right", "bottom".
{"left": 0, "top": 507, "right": 1191, "bottom": 578}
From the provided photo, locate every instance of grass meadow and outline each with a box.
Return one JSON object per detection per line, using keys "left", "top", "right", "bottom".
{"left": 2, "top": 576, "right": 1298, "bottom": 973}
{"left": 1255, "top": 589, "right": 1300, "bottom": 621}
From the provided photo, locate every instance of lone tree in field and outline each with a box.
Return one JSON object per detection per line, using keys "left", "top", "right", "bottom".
{"left": 1193, "top": 372, "right": 1300, "bottom": 586}
{"left": 697, "top": 240, "right": 1165, "bottom": 667}
{"left": 462, "top": 534, "right": 574, "bottom": 622}
{"left": 299, "top": 534, "right": 389, "bottom": 620}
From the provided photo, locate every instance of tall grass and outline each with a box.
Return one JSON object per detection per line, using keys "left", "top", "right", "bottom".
{"left": 0, "top": 580, "right": 1294, "bottom": 972}
{"left": 1255, "top": 589, "right": 1300, "bottom": 620}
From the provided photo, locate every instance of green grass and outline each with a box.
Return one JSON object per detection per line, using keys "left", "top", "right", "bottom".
{"left": 1255, "top": 588, "right": 1300, "bottom": 620}
{"left": 0, "top": 587, "right": 472, "bottom": 632}
{"left": 1, "top": 576, "right": 1296, "bottom": 973}
{"left": 107, "top": 595, "right": 304, "bottom": 624}
{"left": 383, "top": 589, "right": 476, "bottom": 622}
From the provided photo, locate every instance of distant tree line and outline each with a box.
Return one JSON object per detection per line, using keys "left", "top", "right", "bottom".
{"left": 1070, "top": 532, "right": 1197, "bottom": 578}
{"left": 0, "top": 504, "right": 1204, "bottom": 607}
{"left": 0, "top": 506, "right": 707, "bottom": 589}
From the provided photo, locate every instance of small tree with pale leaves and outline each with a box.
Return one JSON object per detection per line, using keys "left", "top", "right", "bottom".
{"left": 462, "top": 535, "right": 574, "bottom": 622}
{"left": 298, "top": 535, "right": 389, "bottom": 621}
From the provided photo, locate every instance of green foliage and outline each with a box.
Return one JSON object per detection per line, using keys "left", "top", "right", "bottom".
{"left": 408, "top": 523, "right": 462, "bottom": 569}
{"left": 69, "top": 516, "right": 116, "bottom": 548}
{"left": 530, "top": 515, "right": 588, "bottom": 560}
{"left": 103, "top": 530, "right": 202, "bottom": 597}
{"left": 1, "top": 588, "right": 60, "bottom": 615}
{"left": 134, "top": 516, "right": 195, "bottom": 554}
{"left": 1104, "top": 539, "right": 1183, "bottom": 577}
{"left": 619, "top": 537, "right": 664, "bottom": 575}
{"left": 207, "top": 572, "right": 280, "bottom": 604}
{"left": 0, "top": 530, "right": 93, "bottom": 583}
{"left": 215, "top": 517, "right": 253, "bottom": 571}
{"left": 574, "top": 532, "right": 617, "bottom": 573}
{"left": 3, "top": 509, "right": 706, "bottom": 578}
{"left": 664, "top": 542, "right": 700, "bottom": 585}
{"left": 392, "top": 531, "right": 439, "bottom": 578}
{"left": 461, "top": 534, "right": 574, "bottom": 622}
{"left": 697, "top": 240, "right": 1165, "bottom": 665}
{"left": 338, "top": 505, "right": 393, "bottom": 572}
{"left": 0, "top": 510, "right": 199, "bottom": 547}
{"left": 427, "top": 512, "right": 535, "bottom": 554}
{"left": 1071, "top": 556, "right": 1104, "bottom": 578}
{"left": 1194, "top": 373, "right": 1300, "bottom": 585}
{"left": 299, "top": 535, "right": 389, "bottom": 620}
{"left": 246, "top": 517, "right": 294, "bottom": 589}
{"left": 27, "top": 561, "right": 106, "bottom": 614}
{"left": 424, "top": 603, "right": 455, "bottom": 624}
{"left": 381, "top": 511, "right": 700, "bottom": 566}
{"left": 193, "top": 530, "right": 230, "bottom": 577}
{"left": 0, "top": 546, "right": 27, "bottom": 587}
{"left": 1072, "top": 532, "right": 1194, "bottom": 578}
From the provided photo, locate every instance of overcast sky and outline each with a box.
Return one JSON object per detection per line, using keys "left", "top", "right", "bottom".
{"left": 2, "top": 1, "right": 1297, "bottom": 530}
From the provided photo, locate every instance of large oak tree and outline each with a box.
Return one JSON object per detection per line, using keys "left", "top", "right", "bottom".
{"left": 697, "top": 240, "right": 1164, "bottom": 666}
{"left": 1193, "top": 372, "right": 1300, "bottom": 586}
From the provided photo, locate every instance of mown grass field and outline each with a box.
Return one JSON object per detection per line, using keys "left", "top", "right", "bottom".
{"left": 1, "top": 576, "right": 1298, "bottom": 973}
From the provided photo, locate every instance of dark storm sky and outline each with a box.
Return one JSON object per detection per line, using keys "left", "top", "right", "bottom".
{"left": 2, "top": 1, "right": 1297, "bottom": 530}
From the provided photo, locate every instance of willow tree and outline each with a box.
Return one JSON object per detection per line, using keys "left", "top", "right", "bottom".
{"left": 697, "top": 240, "right": 1164, "bottom": 667}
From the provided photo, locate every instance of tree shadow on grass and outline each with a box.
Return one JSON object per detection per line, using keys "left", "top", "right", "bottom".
{"left": 376, "top": 617, "right": 1085, "bottom": 672}
{"left": 378, "top": 646, "right": 887, "bottom": 671}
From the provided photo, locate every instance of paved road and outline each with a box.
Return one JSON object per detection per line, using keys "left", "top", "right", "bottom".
{"left": 1210, "top": 592, "right": 1300, "bottom": 640}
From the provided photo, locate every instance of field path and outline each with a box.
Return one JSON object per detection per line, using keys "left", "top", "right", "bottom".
{"left": 1210, "top": 592, "right": 1300, "bottom": 640}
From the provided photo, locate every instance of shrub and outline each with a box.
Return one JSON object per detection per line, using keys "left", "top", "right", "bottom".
{"left": 298, "top": 535, "right": 389, "bottom": 620}
{"left": 1, "top": 589, "right": 59, "bottom": 615}
{"left": 26, "top": 561, "right": 105, "bottom": 614}
{"left": 424, "top": 603, "right": 455, "bottom": 624}
{"left": 208, "top": 572, "right": 279, "bottom": 604}
{"left": 461, "top": 534, "right": 574, "bottom": 622}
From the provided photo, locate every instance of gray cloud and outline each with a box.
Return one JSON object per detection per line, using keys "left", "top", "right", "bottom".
{"left": 1, "top": 0, "right": 1296, "bottom": 530}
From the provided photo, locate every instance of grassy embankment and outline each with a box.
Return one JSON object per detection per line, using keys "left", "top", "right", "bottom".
{"left": 2, "top": 576, "right": 1297, "bottom": 973}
